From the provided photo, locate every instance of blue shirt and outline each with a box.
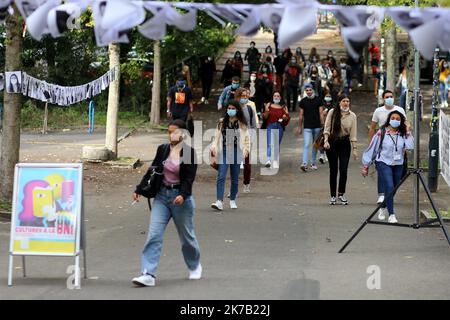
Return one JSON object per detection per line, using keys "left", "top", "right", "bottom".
{"left": 362, "top": 129, "right": 414, "bottom": 167}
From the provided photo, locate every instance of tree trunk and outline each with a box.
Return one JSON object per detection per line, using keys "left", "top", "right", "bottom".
{"left": 150, "top": 40, "right": 161, "bottom": 124}
{"left": 105, "top": 43, "right": 120, "bottom": 160}
{"left": 0, "top": 8, "right": 23, "bottom": 202}
{"left": 385, "top": 22, "right": 397, "bottom": 92}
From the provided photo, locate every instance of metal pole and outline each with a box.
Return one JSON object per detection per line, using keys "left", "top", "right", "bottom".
{"left": 428, "top": 47, "right": 440, "bottom": 192}
{"left": 413, "top": 0, "right": 421, "bottom": 225}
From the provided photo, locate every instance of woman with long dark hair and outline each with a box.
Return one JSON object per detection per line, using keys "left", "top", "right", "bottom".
{"left": 262, "top": 91, "right": 290, "bottom": 169}
{"left": 362, "top": 110, "right": 413, "bottom": 223}
{"left": 210, "top": 100, "right": 250, "bottom": 211}
{"left": 132, "top": 119, "right": 201, "bottom": 287}
{"left": 323, "top": 94, "right": 358, "bottom": 205}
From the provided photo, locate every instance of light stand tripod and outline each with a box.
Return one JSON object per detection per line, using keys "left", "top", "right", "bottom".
{"left": 339, "top": 168, "right": 450, "bottom": 253}
{"left": 339, "top": 19, "right": 450, "bottom": 252}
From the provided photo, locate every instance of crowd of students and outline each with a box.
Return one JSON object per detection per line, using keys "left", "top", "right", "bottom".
{"left": 131, "top": 42, "right": 414, "bottom": 287}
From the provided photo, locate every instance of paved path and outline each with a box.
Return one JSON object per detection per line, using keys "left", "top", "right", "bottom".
{"left": 1, "top": 89, "right": 450, "bottom": 300}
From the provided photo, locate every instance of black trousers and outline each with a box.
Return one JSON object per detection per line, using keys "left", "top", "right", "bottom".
{"left": 202, "top": 78, "right": 213, "bottom": 100}
{"left": 325, "top": 136, "right": 351, "bottom": 197}
{"left": 285, "top": 85, "right": 299, "bottom": 112}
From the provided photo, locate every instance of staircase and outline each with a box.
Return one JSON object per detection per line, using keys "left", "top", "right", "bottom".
{"left": 216, "top": 28, "right": 349, "bottom": 82}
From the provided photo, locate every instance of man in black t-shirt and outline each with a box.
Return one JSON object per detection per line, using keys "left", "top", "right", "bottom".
{"left": 167, "top": 75, "right": 193, "bottom": 122}
{"left": 296, "top": 83, "right": 324, "bottom": 172}
{"left": 167, "top": 75, "right": 194, "bottom": 135}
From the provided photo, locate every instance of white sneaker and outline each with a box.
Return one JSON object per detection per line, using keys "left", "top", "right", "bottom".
{"left": 310, "top": 164, "right": 318, "bottom": 170}
{"left": 329, "top": 196, "right": 337, "bottom": 205}
{"left": 377, "top": 195, "right": 385, "bottom": 204}
{"left": 265, "top": 160, "right": 271, "bottom": 168}
{"left": 205, "top": 99, "right": 209, "bottom": 105}
{"left": 378, "top": 208, "right": 386, "bottom": 220}
{"left": 211, "top": 200, "right": 223, "bottom": 211}
{"left": 132, "top": 274, "right": 155, "bottom": 287}
{"left": 388, "top": 214, "right": 398, "bottom": 223}
{"left": 338, "top": 195, "right": 348, "bottom": 205}
{"left": 230, "top": 200, "right": 238, "bottom": 209}
{"left": 240, "top": 162, "right": 244, "bottom": 169}
{"left": 189, "top": 263, "right": 202, "bottom": 280}
{"left": 445, "top": 101, "right": 449, "bottom": 108}
{"left": 243, "top": 184, "right": 250, "bottom": 193}
{"left": 201, "top": 97, "right": 205, "bottom": 103}
{"left": 272, "top": 160, "right": 279, "bottom": 169}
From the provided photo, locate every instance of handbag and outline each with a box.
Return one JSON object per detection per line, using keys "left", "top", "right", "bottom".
{"left": 210, "top": 150, "right": 218, "bottom": 171}
{"left": 313, "top": 129, "right": 325, "bottom": 150}
{"left": 136, "top": 165, "right": 165, "bottom": 199}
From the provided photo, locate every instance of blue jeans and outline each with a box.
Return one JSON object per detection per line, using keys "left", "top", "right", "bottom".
{"left": 141, "top": 187, "right": 200, "bottom": 276}
{"left": 400, "top": 88, "right": 407, "bottom": 110}
{"left": 302, "top": 128, "right": 321, "bottom": 165}
{"left": 440, "top": 82, "right": 448, "bottom": 103}
{"left": 267, "top": 122, "right": 284, "bottom": 161}
{"left": 217, "top": 145, "right": 240, "bottom": 201}
{"left": 375, "top": 161, "right": 403, "bottom": 215}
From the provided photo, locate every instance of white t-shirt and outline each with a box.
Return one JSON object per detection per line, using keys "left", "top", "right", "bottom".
{"left": 371, "top": 105, "right": 407, "bottom": 127}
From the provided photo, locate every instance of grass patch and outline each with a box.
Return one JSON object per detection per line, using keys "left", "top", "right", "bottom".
{"left": 426, "top": 208, "right": 450, "bottom": 219}
{"left": 0, "top": 201, "right": 12, "bottom": 212}
{"left": 21, "top": 104, "right": 149, "bottom": 129}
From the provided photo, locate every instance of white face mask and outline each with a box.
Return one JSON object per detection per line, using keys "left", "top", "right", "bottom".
{"left": 250, "top": 76, "right": 256, "bottom": 81}
{"left": 340, "top": 107, "right": 350, "bottom": 112}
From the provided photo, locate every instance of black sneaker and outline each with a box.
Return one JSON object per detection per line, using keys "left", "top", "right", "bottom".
{"left": 319, "top": 157, "right": 324, "bottom": 164}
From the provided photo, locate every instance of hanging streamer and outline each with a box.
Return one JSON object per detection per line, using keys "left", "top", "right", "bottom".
{"left": 4, "top": 1, "right": 450, "bottom": 60}
{"left": 17, "top": 67, "right": 118, "bottom": 106}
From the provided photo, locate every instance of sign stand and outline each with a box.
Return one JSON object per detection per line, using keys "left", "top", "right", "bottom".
{"left": 7, "top": 163, "right": 88, "bottom": 287}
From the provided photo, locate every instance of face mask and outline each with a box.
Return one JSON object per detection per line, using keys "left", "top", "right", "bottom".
{"left": 250, "top": 76, "right": 256, "bottom": 81}
{"left": 273, "top": 99, "right": 281, "bottom": 104}
{"left": 384, "top": 97, "right": 394, "bottom": 107}
{"left": 340, "top": 63, "right": 346, "bottom": 68}
{"left": 324, "top": 97, "right": 332, "bottom": 102}
{"left": 231, "top": 83, "right": 240, "bottom": 89}
{"left": 177, "top": 81, "right": 186, "bottom": 88}
{"left": 296, "top": 49, "right": 301, "bottom": 53}
{"left": 341, "top": 107, "right": 350, "bottom": 112}
{"left": 227, "top": 109, "right": 237, "bottom": 117}
{"left": 291, "top": 60, "right": 296, "bottom": 64}
{"left": 240, "top": 98, "right": 249, "bottom": 105}
{"left": 390, "top": 119, "right": 401, "bottom": 128}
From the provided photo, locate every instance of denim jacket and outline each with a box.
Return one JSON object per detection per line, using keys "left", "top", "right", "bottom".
{"left": 362, "top": 129, "right": 414, "bottom": 167}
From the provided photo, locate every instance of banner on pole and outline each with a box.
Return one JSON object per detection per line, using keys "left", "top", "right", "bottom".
{"left": 439, "top": 111, "right": 450, "bottom": 188}
{"left": 9, "top": 163, "right": 83, "bottom": 256}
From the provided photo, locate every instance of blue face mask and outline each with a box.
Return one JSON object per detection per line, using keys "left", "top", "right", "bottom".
{"left": 390, "top": 119, "right": 401, "bottom": 128}
{"left": 240, "top": 98, "right": 249, "bottom": 105}
{"left": 227, "top": 109, "right": 237, "bottom": 117}
{"left": 177, "top": 80, "right": 186, "bottom": 88}
{"left": 231, "top": 83, "right": 240, "bottom": 90}
{"left": 384, "top": 97, "right": 394, "bottom": 106}
{"left": 273, "top": 99, "right": 281, "bottom": 104}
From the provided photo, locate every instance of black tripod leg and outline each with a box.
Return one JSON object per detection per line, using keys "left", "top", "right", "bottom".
{"left": 338, "top": 206, "right": 380, "bottom": 253}
{"left": 338, "top": 170, "right": 412, "bottom": 253}
{"left": 418, "top": 173, "right": 450, "bottom": 246}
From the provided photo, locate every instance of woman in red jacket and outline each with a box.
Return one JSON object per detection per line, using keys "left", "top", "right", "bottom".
{"left": 262, "top": 91, "right": 290, "bottom": 169}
